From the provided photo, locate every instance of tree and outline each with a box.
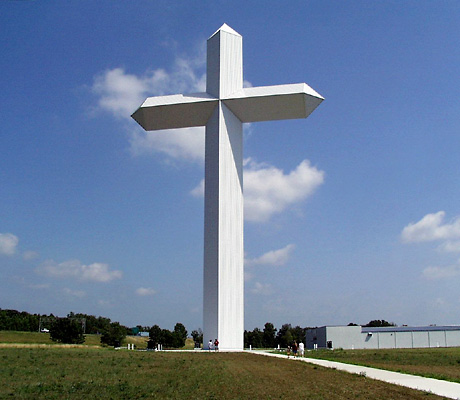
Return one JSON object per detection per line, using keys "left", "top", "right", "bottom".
{"left": 161, "top": 328, "right": 174, "bottom": 348}
{"left": 0, "top": 309, "right": 40, "bottom": 332}
{"left": 276, "top": 324, "right": 293, "bottom": 348}
{"left": 149, "top": 324, "right": 162, "bottom": 347}
{"left": 263, "top": 322, "right": 277, "bottom": 348}
{"left": 364, "top": 320, "right": 396, "bottom": 327}
{"left": 191, "top": 328, "right": 203, "bottom": 346}
{"left": 244, "top": 327, "right": 263, "bottom": 348}
{"left": 290, "top": 325, "right": 307, "bottom": 344}
{"left": 50, "top": 318, "right": 85, "bottom": 344}
{"left": 100, "top": 322, "right": 126, "bottom": 347}
{"left": 172, "top": 323, "right": 188, "bottom": 348}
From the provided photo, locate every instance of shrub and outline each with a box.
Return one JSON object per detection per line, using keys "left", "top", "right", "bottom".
{"left": 49, "top": 318, "right": 85, "bottom": 344}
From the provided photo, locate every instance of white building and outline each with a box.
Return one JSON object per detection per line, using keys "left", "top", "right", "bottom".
{"left": 306, "top": 325, "right": 460, "bottom": 350}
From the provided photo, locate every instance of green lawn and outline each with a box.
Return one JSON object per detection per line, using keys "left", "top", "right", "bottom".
{"left": 0, "top": 348, "right": 445, "bottom": 399}
{"left": 305, "top": 347, "right": 460, "bottom": 383}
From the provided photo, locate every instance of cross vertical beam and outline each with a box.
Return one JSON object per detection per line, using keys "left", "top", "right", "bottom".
{"left": 203, "top": 26, "right": 244, "bottom": 350}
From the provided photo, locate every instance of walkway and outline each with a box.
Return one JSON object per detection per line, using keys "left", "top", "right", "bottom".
{"left": 253, "top": 351, "right": 460, "bottom": 399}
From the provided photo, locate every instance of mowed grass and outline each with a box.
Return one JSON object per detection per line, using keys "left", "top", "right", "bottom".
{"left": 0, "top": 348, "right": 445, "bottom": 399}
{"left": 306, "top": 347, "right": 460, "bottom": 383}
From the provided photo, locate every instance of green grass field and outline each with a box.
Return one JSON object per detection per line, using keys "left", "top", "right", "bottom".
{"left": 0, "top": 347, "right": 445, "bottom": 399}
{"left": 306, "top": 347, "right": 460, "bottom": 383}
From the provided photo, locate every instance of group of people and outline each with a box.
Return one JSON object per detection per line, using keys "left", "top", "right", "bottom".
{"left": 208, "top": 338, "right": 219, "bottom": 351}
{"left": 205, "top": 339, "right": 305, "bottom": 356}
{"left": 287, "top": 341, "right": 305, "bottom": 358}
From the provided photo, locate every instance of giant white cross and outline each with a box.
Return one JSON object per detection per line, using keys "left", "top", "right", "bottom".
{"left": 132, "top": 24, "right": 323, "bottom": 351}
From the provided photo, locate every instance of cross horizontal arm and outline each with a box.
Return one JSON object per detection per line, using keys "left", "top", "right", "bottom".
{"left": 131, "top": 93, "right": 218, "bottom": 131}
{"left": 222, "top": 83, "right": 324, "bottom": 123}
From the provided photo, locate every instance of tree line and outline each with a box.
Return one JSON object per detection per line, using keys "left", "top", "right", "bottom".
{"left": 0, "top": 308, "right": 189, "bottom": 348}
{"left": 244, "top": 323, "right": 308, "bottom": 348}
{"left": 0, "top": 309, "right": 41, "bottom": 332}
{"left": 147, "top": 323, "right": 188, "bottom": 349}
{"left": 1, "top": 308, "right": 397, "bottom": 348}
{"left": 0, "top": 309, "right": 124, "bottom": 334}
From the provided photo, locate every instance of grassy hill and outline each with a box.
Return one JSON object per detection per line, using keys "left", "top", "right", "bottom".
{"left": 0, "top": 330, "right": 194, "bottom": 350}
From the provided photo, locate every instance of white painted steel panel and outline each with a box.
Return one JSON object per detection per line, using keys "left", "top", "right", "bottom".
{"left": 395, "top": 332, "right": 412, "bottom": 348}
{"left": 203, "top": 103, "right": 243, "bottom": 351}
{"left": 429, "top": 331, "right": 447, "bottom": 347}
{"left": 413, "top": 331, "right": 429, "bottom": 348}
{"left": 379, "top": 332, "right": 396, "bottom": 349}
{"left": 207, "top": 24, "right": 242, "bottom": 99}
{"left": 446, "top": 331, "right": 460, "bottom": 347}
{"left": 223, "top": 84, "right": 324, "bottom": 123}
{"left": 131, "top": 94, "right": 218, "bottom": 131}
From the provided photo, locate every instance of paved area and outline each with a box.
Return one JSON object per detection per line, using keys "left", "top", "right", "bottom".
{"left": 253, "top": 351, "right": 460, "bottom": 399}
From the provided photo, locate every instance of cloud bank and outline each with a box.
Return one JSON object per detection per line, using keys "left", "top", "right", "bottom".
{"left": 91, "top": 54, "right": 207, "bottom": 163}
{"left": 244, "top": 159, "right": 324, "bottom": 222}
{"left": 402, "top": 211, "right": 460, "bottom": 280}
{"left": 36, "top": 259, "right": 122, "bottom": 283}
{"left": 136, "top": 287, "right": 156, "bottom": 296}
{"left": 422, "top": 260, "right": 460, "bottom": 280}
{"left": 245, "top": 244, "right": 295, "bottom": 267}
{"left": 401, "top": 211, "right": 460, "bottom": 244}
{"left": 251, "top": 282, "right": 273, "bottom": 295}
{"left": 0, "top": 233, "right": 19, "bottom": 256}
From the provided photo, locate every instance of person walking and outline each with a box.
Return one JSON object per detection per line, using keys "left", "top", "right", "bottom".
{"left": 298, "top": 342, "right": 305, "bottom": 357}
{"left": 208, "top": 339, "right": 214, "bottom": 351}
{"left": 214, "top": 338, "right": 219, "bottom": 351}
{"left": 292, "top": 341, "right": 298, "bottom": 357}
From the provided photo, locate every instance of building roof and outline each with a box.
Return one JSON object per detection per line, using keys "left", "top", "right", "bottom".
{"left": 361, "top": 325, "right": 460, "bottom": 333}
{"left": 310, "top": 325, "right": 460, "bottom": 333}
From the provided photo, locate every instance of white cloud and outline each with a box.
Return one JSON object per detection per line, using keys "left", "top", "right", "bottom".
{"left": 0, "top": 233, "right": 19, "bottom": 256}
{"left": 63, "top": 288, "right": 86, "bottom": 298}
{"left": 246, "top": 244, "right": 295, "bottom": 267}
{"left": 438, "top": 241, "right": 460, "bottom": 253}
{"left": 190, "top": 179, "right": 205, "bottom": 197}
{"left": 28, "top": 283, "right": 50, "bottom": 290}
{"left": 244, "top": 159, "right": 324, "bottom": 222}
{"left": 36, "top": 259, "right": 122, "bottom": 283}
{"left": 401, "top": 211, "right": 460, "bottom": 243}
{"left": 92, "top": 68, "right": 153, "bottom": 117}
{"left": 98, "top": 299, "right": 113, "bottom": 307}
{"left": 128, "top": 127, "right": 205, "bottom": 162}
{"left": 136, "top": 287, "right": 156, "bottom": 296}
{"left": 251, "top": 282, "right": 273, "bottom": 295}
{"left": 91, "top": 52, "right": 206, "bottom": 120}
{"left": 244, "top": 271, "right": 254, "bottom": 282}
{"left": 90, "top": 51, "right": 207, "bottom": 162}
{"left": 422, "top": 260, "right": 460, "bottom": 280}
{"left": 191, "top": 159, "right": 324, "bottom": 222}
{"left": 23, "top": 250, "right": 39, "bottom": 261}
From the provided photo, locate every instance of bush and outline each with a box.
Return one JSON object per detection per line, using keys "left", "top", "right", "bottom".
{"left": 49, "top": 318, "right": 85, "bottom": 344}
{"left": 100, "top": 322, "right": 126, "bottom": 347}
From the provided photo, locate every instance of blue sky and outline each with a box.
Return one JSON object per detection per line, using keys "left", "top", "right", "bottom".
{"left": 1, "top": 1, "right": 460, "bottom": 332}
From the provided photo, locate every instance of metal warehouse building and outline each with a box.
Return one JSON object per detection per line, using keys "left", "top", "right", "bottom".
{"left": 306, "top": 325, "right": 460, "bottom": 350}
